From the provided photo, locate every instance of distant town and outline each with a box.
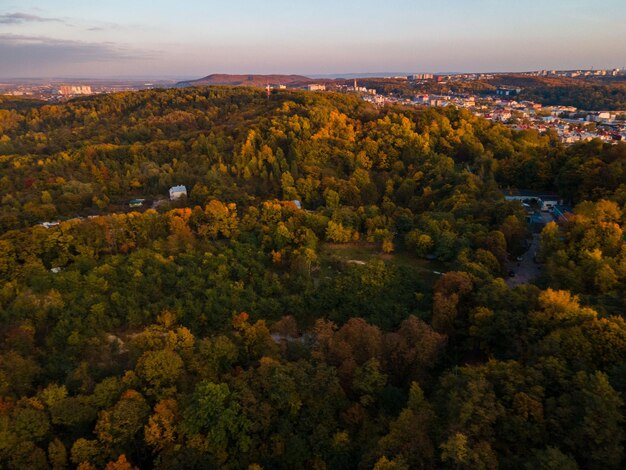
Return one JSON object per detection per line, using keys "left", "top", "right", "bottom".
{"left": 324, "top": 69, "right": 626, "bottom": 144}
{"left": 0, "top": 78, "right": 179, "bottom": 100}
{"left": 360, "top": 86, "right": 626, "bottom": 145}
{"left": 2, "top": 68, "right": 625, "bottom": 144}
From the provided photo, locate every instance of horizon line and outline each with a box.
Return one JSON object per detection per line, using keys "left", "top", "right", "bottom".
{"left": 1, "top": 66, "right": 624, "bottom": 83}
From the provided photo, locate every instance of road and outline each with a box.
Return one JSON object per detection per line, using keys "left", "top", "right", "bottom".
{"left": 506, "top": 233, "right": 542, "bottom": 286}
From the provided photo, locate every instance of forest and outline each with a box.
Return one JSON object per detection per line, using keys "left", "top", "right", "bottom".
{"left": 0, "top": 86, "right": 625, "bottom": 469}
{"left": 517, "top": 82, "right": 626, "bottom": 111}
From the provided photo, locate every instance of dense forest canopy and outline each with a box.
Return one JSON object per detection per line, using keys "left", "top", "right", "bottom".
{"left": 0, "top": 86, "right": 625, "bottom": 469}
{"left": 479, "top": 76, "right": 626, "bottom": 111}
{"left": 518, "top": 82, "right": 626, "bottom": 111}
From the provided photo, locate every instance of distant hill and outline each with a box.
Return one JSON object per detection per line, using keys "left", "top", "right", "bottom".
{"left": 177, "top": 74, "right": 313, "bottom": 88}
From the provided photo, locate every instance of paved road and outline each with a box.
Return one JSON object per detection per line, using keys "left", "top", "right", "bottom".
{"left": 506, "top": 233, "right": 542, "bottom": 286}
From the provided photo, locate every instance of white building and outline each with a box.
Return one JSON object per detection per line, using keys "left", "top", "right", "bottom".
{"left": 492, "top": 110, "right": 512, "bottom": 122}
{"left": 586, "top": 112, "right": 615, "bottom": 123}
{"left": 504, "top": 191, "right": 563, "bottom": 212}
{"left": 408, "top": 74, "right": 434, "bottom": 80}
{"left": 307, "top": 84, "right": 326, "bottom": 92}
{"left": 169, "top": 185, "right": 188, "bottom": 200}
{"left": 41, "top": 221, "right": 60, "bottom": 229}
{"left": 58, "top": 85, "right": 92, "bottom": 96}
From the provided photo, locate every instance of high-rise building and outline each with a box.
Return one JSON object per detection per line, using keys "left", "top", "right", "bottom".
{"left": 58, "top": 85, "right": 93, "bottom": 96}
{"left": 307, "top": 84, "right": 326, "bottom": 91}
{"left": 408, "top": 74, "right": 434, "bottom": 80}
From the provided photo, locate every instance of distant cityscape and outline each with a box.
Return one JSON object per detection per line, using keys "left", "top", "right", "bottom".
{"left": 307, "top": 69, "right": 626, "bottom": 144}
{"left": 0, "top": 79, "right": 179, "bottom": 100}
{"left": 359, "top": 75, "right": 626, "bottom": 145}
{"left": 2, "top": 68, "right": 625, "bottom": 144}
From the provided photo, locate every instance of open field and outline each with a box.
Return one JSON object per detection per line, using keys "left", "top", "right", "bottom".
{"left": 319, "top": 242, "right": 450, "bottom": 277}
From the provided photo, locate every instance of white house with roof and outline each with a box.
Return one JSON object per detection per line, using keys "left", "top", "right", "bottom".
{"left": 41, "top": 221, "right": 60, "bottom": 229}
{"left": 169, "top": 185, "right": 187, "bottom": 200}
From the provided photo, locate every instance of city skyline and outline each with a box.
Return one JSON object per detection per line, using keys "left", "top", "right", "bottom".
{"left": 1, "top": 0, "right": 625, "bottom": 79}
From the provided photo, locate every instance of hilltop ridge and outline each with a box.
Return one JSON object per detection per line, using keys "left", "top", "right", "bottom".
{"left": 177, "top": 73, "right": 313, "bottom": 87}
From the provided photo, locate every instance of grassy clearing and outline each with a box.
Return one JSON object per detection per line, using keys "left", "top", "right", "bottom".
{"left": 319, "top": 242, "right": 450, "bottom": 276}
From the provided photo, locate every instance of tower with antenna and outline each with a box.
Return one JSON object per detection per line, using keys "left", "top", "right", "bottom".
{"left": 266, "top": 83, "right": 270, "bottom": 100}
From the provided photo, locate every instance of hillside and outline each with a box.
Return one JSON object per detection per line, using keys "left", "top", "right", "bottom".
{"left": 0, "top": 86, "right": 625, "bottom": 469}
{"left": 177, "top": 73, "right": 312, "bottom": 87}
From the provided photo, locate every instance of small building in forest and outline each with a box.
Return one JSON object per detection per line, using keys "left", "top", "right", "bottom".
{"left": 169, "top": 185, "right": 187, "bottom": 200}
{"left": 41, "top": 221, "right": 60, "bottom": 229}
{"left": 503, "top": 189, "right": 563, "bottom": 212}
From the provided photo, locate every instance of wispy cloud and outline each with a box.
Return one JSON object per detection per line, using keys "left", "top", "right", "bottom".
{"left": 84, "top": 23, "right": 125, "bottom": 32}
{"left": 0, "top": 34, "right": 157, "bottom": 71}
{"left": 0, "top": 12, "right": 67, "bottom": 25}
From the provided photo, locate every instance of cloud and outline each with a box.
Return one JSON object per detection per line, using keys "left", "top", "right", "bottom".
{"left": 84, "top": 21, "right": 125, "bottom": 32}
{"left": 0, "top": 34, "right": 158, "bottom": 76}
{"left": 0, "top": 11, "right": 130, "bottom": 32}
{"left": 0, "top": 34, "right": 146, "bottom": 59}
{"left": 0, "top": 12, "right": 66, "bottom": 24}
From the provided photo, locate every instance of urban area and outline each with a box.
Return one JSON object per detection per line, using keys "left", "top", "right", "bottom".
{"left": 3, "top": 68, "right": 625, "bottom": 144}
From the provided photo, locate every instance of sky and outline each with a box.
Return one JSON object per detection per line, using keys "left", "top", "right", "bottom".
{"left": 1, "top": 0, "right": 625, "bottom": 79}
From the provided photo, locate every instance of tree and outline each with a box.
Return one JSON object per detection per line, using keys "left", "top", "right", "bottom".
{"left": 192, "top": 335, "right": 238, "bottom": 381}
{"left": 12, "top": 398, "right": 50, "bottom": 442}
{"left": 377, "top": 383, "right": 435, "bottom": 468}
{"left": 561, "top": 372, "right": 624, "bottom": 469}
{"left": 353, "top": 358, "right": 387, "bottom": 406}
{"left": 71, "top": 439, "right": 102, "bottom": 467}
{"left": 326, "top": 220, "right": 355, "bottom": 243}
{"left": 0, "top": 351, "right": 41, "bottom": 397}
{"left": 440, "top": 433, "right": 498, "bottom": 470}
{"left": 48, "top": 438, "right": 68, "bottom": 470}
{"left": 383, "top": 315, "right": 446, "bottom": 385}
{"left": 105, "top": 454, "right": 138, "bottom": 470}
{"left": 406, "top": 230, "right": 435, "bottom": 257}
{"left": 500, "top": 215, "right": 529, "bottom": 256}
{"left": 95, "top": 390, "right": 150, "bottom": 454}
{"left": 437, "top": 368, "right": 503, "bottom": 469}
{"left": 373, "top": 456, "right": 409, "bottom": 470}
{"left": 526, "top": 447, "right": 578, "bottom": 470}
{"left": 431, "top": 271, "right": 474, "bottom": 335}
{"left": 232, "top": 313, "right": 279, "bottom": 364}
{"left": 49, "top": 396, "right": 98, "bottom": 433}
{"left": 136, "top": 349, "right": 184, "bottom": 398}
{"left": 7, "top": 441, "right": 49, "bottom": 470}
{"left": 182, "top": 381, "right": 251, "bottom": 464}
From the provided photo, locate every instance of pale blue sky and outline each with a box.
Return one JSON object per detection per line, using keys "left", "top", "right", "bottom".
{"left": 1, "top": 0, "right": 625, "bottom": 78}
